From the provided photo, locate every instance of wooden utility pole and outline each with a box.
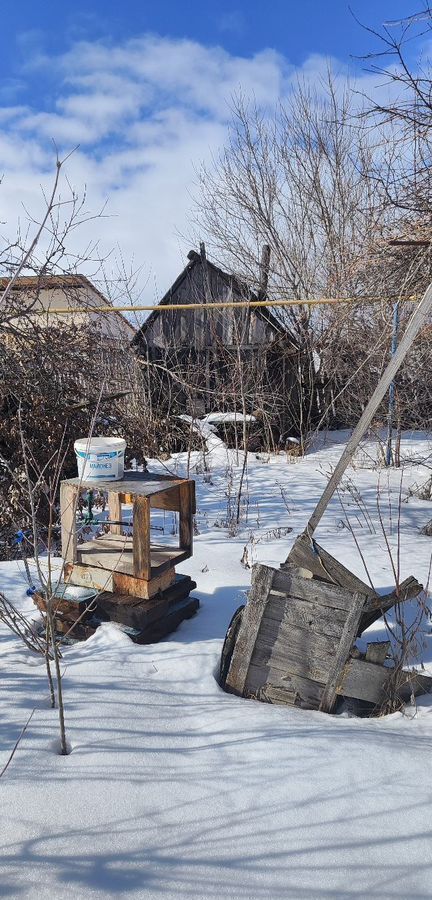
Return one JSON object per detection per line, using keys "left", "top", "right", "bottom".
{"left": 304, "top": 280, "right": 432, "bottom": 537}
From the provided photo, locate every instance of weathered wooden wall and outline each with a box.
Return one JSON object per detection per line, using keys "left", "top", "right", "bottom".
{"left": 135, "top": 253, "right": 299, "bottom": 432}
{"left": 140, "top": 256, "right": 276, "bottom": 351}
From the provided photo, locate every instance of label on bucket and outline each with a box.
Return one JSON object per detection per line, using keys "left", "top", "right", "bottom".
{"left": 75, "top": 443, "right": 125, "bottom": 480}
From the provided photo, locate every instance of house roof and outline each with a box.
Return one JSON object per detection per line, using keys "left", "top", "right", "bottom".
{"left": 0, "top": 273, "right": 136, "bottom": 337}
{"left": 135, "top": 249, "right": 289, "bottom": 342}
{"left": 0, "top": 274, "right": 92, "bottom": 290}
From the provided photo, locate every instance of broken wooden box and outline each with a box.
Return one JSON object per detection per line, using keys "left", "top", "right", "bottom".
{"left": 221, "top": 534, "right": 430, "bottom": 712}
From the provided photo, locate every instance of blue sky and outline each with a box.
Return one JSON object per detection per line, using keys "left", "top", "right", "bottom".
{"left": 0, "top": 0, "right": 416, "bottom": 82}
{"left": 0, "top": 1, "right": 422, "bottom": 300}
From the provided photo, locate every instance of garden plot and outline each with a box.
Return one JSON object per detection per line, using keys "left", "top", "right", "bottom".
{"left": 1, "top": 431, "right": 432, "bottom": 899}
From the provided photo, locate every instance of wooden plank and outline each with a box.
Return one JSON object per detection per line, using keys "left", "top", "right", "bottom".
{"left": 179, "top": 481, "right": 194, "bottom": 552}
{"left": 319, "top": 591, "right": 366, "bottom": 712}
{"left": 225, "top": 564, "right": 274, "bottom": 696}
{"left": 256, "top": 684, "right": 298, "bottom": 706}
{"left": 272, "top": 566, "right": 367, "bottom": 611}
{"left": 366, "top": 642, "right": 390, "bottom": 665}
{"left": 76, "top": 534, "right": 186, "bottom": 577}
{"left": 65, "top": 562, "right": 175, "bottom": 598}
{"left": 397, "top": 671, "right": 432, "bottom": 702}
{"left": 108, "top": 491, "right": 122, "bottom": 535}
{"left": 337, "top": 657, "right": 391, "bottom": 705}
{"left": 263, "top": 592, "right": 347, "bottom": 639}
{"left": 60, "top": 481, "right": 78, "bottom": 565}
{"left": 133, "top": 597, "right": 200, "bottom": 644}
{"left": 305, "top": 279, "right": 432, "bottom": 536}
{"left": 286, "top": 534, "right": 375, "bottom": 599}
{"left": 77, "top": 535, "right": 134, "bottom": 575}
{"left": 150, "top": 486, "right": 180, "bottom": 511}
{"left": 246, "top": 662, "right": 324, "bottom": 709}
{"left": 251, "top": 623, "right": 337, "bottom": 684}
{"left": 258, "top": 616, "right": 338, "bottom": 660}
{"left": 359, "top": 576, "right": 423, "bottom": 635}
{"left": 363, "top": 576, "right": 423, "bottom": 611}
{"left": 64, "top": 472, "right": 188, "bottom": 497}
{"left": 96, "top": 592, "right": 170, "bottom": 628}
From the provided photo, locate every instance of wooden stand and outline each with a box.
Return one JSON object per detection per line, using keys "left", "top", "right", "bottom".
{"left": 56, "top": 471, "right": 199, "bottom": 642}
{"left": 61, "top": 471, "right": 195, "bottom": 598}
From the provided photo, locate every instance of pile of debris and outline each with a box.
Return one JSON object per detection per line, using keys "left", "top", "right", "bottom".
{"left": 221, "top": 534, "right": 431, "bottom": 714}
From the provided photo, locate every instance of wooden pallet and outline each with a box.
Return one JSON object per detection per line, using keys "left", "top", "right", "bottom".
{"left": 33, "top": 574, "right": 198, "bottom": 644}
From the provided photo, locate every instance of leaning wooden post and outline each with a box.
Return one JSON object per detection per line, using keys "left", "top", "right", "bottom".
{"left": 305, "top": 281, "right": 432, "bottom": 537}
{"left": 385, "top": 300, "right": 400, "bottom": 467}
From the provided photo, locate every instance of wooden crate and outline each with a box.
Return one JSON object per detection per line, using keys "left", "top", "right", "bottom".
{"left": 223, "top": 553, "right": 426, "bottom": 712}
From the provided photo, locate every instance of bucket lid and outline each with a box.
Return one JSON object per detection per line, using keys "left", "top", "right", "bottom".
{"left": 51, "top": 584, "right": 98, "bottom": 602}
{"left": 74, "top": 437, "right": 126, "bottom": 451}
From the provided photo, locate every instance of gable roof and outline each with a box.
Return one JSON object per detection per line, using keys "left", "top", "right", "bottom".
{"left": 0, "top": 273, "right": 136, "bottom": 337}
{"left": 135, "top": 249, "right": 288, "bottom": 342}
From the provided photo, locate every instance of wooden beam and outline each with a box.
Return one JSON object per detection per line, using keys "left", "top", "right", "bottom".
{"left": 60, "top": 481, "right": 78, "bottom": 565}
{"left": 337, "top": 658, "right": 391, "bottom": 705}
{"left": 108, "top": 492, "right": 122, "bottom": 535}
{"left": 319, "top": 591, "right": 366, "bottom": 712}
{"left": 285, "top": 534, "right": 376, "bottom": 599}
{"left": 225, "top": 564, "right": 274, "bottom": 696}
{"left": 133, "top": 496, "right": 151, "bottom": 580}
{"left": 179, "top": 481, "right": 194, "bottom": 552}
{"left": 363, "top": 576, "right": 422, "bottom": 611}
{"left": 359, "top": 575, "right": 423, "bottom": 634}
{"left": 397, "top": 670, "right": 432, "bottom": 701}
{"left": 64, "top": 562, "right": 175, "bottom": 599}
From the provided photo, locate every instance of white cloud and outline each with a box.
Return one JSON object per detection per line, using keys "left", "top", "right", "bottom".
{"left": 0, "top": 33, "right": 385, "bottom": 303}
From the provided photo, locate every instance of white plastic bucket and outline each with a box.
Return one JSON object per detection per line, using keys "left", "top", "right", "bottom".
{"left": 74, "top": 437, "right": 126, "bottom": 481}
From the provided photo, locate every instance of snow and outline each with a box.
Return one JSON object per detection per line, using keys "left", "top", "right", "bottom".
{"left": 202, "top": 412, "right": 256, "bottom": 424}
{"left": 2, "top": 431, "right": 432, "bottom": 898}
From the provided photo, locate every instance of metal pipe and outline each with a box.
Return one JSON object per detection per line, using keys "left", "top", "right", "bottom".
{"left": 17, "top": 296, "right": 419, "bottom": 316}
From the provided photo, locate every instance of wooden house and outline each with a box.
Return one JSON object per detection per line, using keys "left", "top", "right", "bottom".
{"left": 0, "top": 274, "right": 137, "bottom": 392}
{"left": 134, "top": 246, "right": 300, "bottom": 445}
{"left": 0, "top": 274, "right": 135, "bottom": 343}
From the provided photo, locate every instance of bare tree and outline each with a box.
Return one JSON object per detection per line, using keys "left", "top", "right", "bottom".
{"left": 358, "top": 7, "right": 432, "bottom": 219}
{"left": 192, "top": 72, "right": 393, "bottom": 443}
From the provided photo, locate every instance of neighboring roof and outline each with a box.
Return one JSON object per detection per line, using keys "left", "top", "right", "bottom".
{"left": 0, "top": 274, "right": 93, "bottom": 290}
{"left": 0, "top": 273, "right": 136, "bottom": 337}
{"left": 135, "top": 249, "right": 289, "bottom": 342}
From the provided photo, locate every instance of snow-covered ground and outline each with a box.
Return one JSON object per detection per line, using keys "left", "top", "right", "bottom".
{"left": 2, "top": 431, "right": 432, "bottom": 899}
